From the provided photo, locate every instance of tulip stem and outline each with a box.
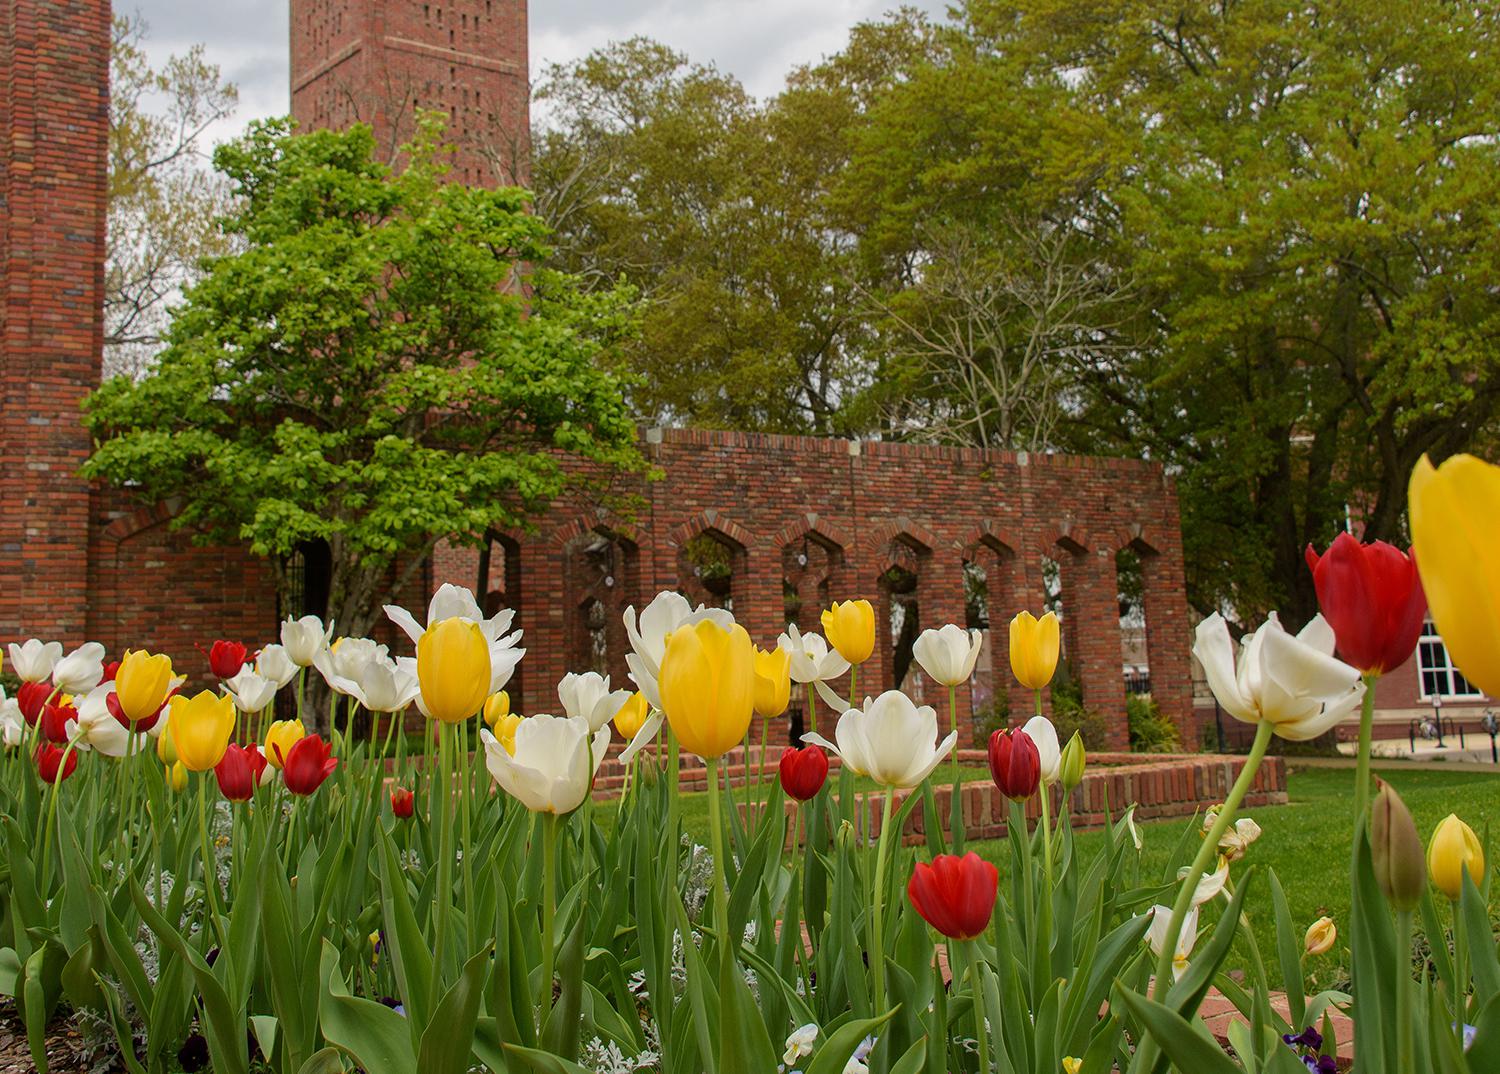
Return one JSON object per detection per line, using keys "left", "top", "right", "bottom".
{"left": 198, "top": 774, "right": 225, "bottom": 949}
{"left": 459, "top": 718, "right": 475, "bottom": 954}
{"left": 870, "top": 783, "right": 896, "bottom": 1015}
{"left": 1453, "top": 897, "right": 1468, "bottom": 1034}
{"left": 806, "top": 683, "right": 817, "bottom": 738}
{"left": 849, "top": 664, "right": 858, "bottom": 709}
{"left": 433, "top": 722, "right": 453, "bottom": 978}
{"left": 1354, "top": 672, "right": 1377, "bottom": 834}
{"left": 705, "top": 757, "right": 732, "bottom": 948}
{"left": 1151, "top": 718, "right": 1272, "bottom": 1001}
{"left": 539, "top": 811, "right": 558, "bottom": 1032}
{"left": 948, "top": 683, "right": 962, "bottom": 849}
{"left": 967, "top": 941, "right": 989, "bottom": 1072}
{"left": 1396, "top": 908, "right": 1414, "bottom": 1071}
{"left": 38, "top": 741, "right": 76, "bottom": 893}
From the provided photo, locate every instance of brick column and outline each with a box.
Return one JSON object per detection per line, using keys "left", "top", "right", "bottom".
{"left": 1142, "top": 544, "right": 1194, "bottom": 743}
{"left": 1066, "top": 547, "right": 1128, "bottom": 750}
{"left": 0, "top": 0, "right": 110, "bottom": 646}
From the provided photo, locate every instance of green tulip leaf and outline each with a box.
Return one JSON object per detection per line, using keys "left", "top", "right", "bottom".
{"left": 296, "top": 1047, "right": 346, "bottom": 1074}
{"left": 804, "top": 1008, "right": 898, "bottom": 1074}
{"left": 1113, "top": 987, "right": 1243, "bottom": 1074}
{"left": 501, "top": 1042, "right": 595, "bottom": 1074}
{"left": 318, "top": 939, "right": 418, "bottom": 1074}
{"left": 417, "top": 942, "right": 493, "bottom": 1074}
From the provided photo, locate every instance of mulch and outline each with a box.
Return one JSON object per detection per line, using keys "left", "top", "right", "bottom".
{"left": 0, "top": 1001, "right": 114, "bottom": 1074}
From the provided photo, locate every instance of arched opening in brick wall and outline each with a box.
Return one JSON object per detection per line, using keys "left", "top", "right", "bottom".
{"left": 564, "top": 527, "right": 638, "bottom": 684}
{"left": 679, "top": 529, "right": 745, "bottom": 614}
{"left": 960, "top": 556, "right": 995, "bottom": 726}
{"left": 1116, "top": 546, "right": 1149, "bottom": 696}
{"left": 477, "top": 530, "right": 522, "bottom": 702}
{"left": 878, "top": 535, "right": 927, "bottom": 691}
{"left": 961, "top": 532, "right": 1020, "bottom": 730}
{"left": 780, "top": 532, "right": 844, "bottom": 632}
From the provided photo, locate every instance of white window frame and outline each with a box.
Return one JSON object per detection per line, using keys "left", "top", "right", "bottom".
{"left": 1416, "top": 620, "right": 1485, "bottom": 701}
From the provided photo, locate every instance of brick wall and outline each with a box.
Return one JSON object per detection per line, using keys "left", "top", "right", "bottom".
{"left": 290, "top": 0, "right": 530, "bottom": 184}
{"left": 0, "top": 0, "right": 110, "bottom": 645}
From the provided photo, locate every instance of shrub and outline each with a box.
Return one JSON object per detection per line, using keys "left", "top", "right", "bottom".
{"left": 1127, "top": 692, "right": 1182, "bottom": 753}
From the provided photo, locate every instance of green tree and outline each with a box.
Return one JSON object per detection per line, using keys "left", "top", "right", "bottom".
{"left": 84, "top": 118, "right": 642, "bottom": 636}
{"left": 107, "top": 13, "right": 238, "bottom": 377}
{"left": 842, "top": 0, "right": 1500, "bottom": 624}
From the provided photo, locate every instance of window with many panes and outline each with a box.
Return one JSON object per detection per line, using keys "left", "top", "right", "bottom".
{"left": 1418, "top": 620, "right": 1484, "bottom": 700}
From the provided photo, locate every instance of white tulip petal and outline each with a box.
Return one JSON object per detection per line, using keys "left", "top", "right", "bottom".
{"left": 620, "top": 711, "right": 663, "bottom": 765}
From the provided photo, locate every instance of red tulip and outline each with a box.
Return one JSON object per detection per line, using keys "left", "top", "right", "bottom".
{"left": 35, "top": 742, "right": 77, "bottom": 784}
{"left": 100, "top": 660, "right": 121, "bottom": 683}
{"left": 106, "top": 689, "right": 166, "bottom": 733}
{"left": 779, "top": 745, "right": 829, "bottom": 801}
{"left": 215, "top": 743, "right": 267, "bottom": 801}
{"left": 40, "top": 702, "right": 77, "bottom": 746}
{"left": 281, "top": 734, "right": 338, "bottom": 796}
{"left": 17, "top": 682, "right": 51, "bottom": 726}
{"left": 987, "top": 728, "right": 1040, "bottom": 799}
{"left": 199, "top": 640, "right": 248, "bottom": 680}
{"left": 907, "top": 852, "right": 999, "bottom": 940}
{"left": 1305, "top": 533, "right": 1426, "bottom": 675}
{"left": 390, "top": 786, "right": 415, "bottom": 819}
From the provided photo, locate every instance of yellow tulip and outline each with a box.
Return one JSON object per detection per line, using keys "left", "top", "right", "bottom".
{"left": 157, "top": 724, "right": 178, "bottom": 765}
{"left": 417, "top": 617, "right": 491, "bottom": 724}
{"left": 753, "top": 645, "right": 791, "bottom": 718}
{"left": 264, "top": 719, "right": 306, "bottom": 769}
{"left": 483, "top": 690, "right": 511, "bottom": 729}
{"left": 492, "top": 712, "right": 523, "bottom": 755}
{"left": 614, "top": 692, "right": 650, "bottom": 738}
{"left": 167, "top": 690, "right": 236, "bottom": 772}
{"left": 1428, "top": 813, "right": 1485, "bottom": 901}
{"left": 659, "top": 620, "right": 755, "bottom": 759}
{"left": 1409, "top": 453, "right": 1500, "bottom": 697}
{"left": 1304, "top": 916, "right": 1337, "bottom": 957}
{"left": 821, "top": 600, "right": 875, "bottom": 665}
{"left": 1009, "top": 611, "right": 1061, "bottom": 690}
{"left": 167, "top": 761, "right": 189, "bottom": 793}
{"left": 1063, "top": 1060, "right": 1082, "bottom": 1074}
{"left": 115, "top": 649, "right": 175, "bottom": 723}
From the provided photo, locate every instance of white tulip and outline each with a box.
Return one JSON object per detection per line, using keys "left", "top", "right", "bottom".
{"left": 480, "top": 714, "right": 609, "bottom": 815}
{"left": 1204, "top": 812, "right": 1263, "bottom": 862}
{"left": 619, "top": 710, "right": 663, "bottom": 766}
{"left": 314, "top": 637, "right": 389, "bottom": 697}
{"left": 384, "top": 583, "right": 525, "bottom": 693}
{"left": 51, "top": 642, "right": 106, "bottom": 694}
{"left": 224, "top": 669, "right": 279, "bottom": 714}
{"left": 778, "top": 623, "right": 850, "bottom": 685}
{"left": 9, "top": 639, "right": 63, "bottom": 683}
{"left": 0, "top": 692, "right": 23, "bottom": 748}
{"left": 783, "top": 1024, "right": 818, "bottom": 1066}
{"left": 1193, "top": 612, "right": 1364, "bottom": 741}
{"left": 557, "top": 672, "right": 633, "bottom": 733}
{"left": 254, "top": 644, "right": 298, "bottom": 688}
{"left": 281, "top": 615, "right": 333, "bottom": 667}
{"left": 1022, "top": 714, "right": 1061, "bottom": 784}
{"left": 623, "top": 592, "right": 734, "bottom": 703}
{"left": 1145, "top": 905, "right": 1198, "bottom": 981}
{"left": 1122, "top": 804, "right": 1144, "bottom": 851}
{"left": 74, "top": 683, "right": 159, "bottom": 756}
{"left": 912, "top": 624, "right": 983, "bottom": 687}
{"left": 802, "top": 690, "right": 956, "bottom": 789}
{"left": 1177, "top": 854, "right": 1230, "bottom": 906}
{"left": 347, "top": 658, "right": 421, "bottom": 713}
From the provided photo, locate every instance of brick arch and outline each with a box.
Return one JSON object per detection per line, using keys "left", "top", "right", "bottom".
{"left": 770, "top": 511, "right": 852, "bottom": 557}
{"left": 546, "top": 508, "right": 642, "bottom": 550}
{"left": 958, "top": 520, "right": 1022, "bottom": 558}
{"left": 1036, "top": 519, "right": 1092, "bottom": 557}
{"left": 1111, "top": 520, "right": 1166, "bottom": 557}
{"left": 862, "top": 516, "right": 938, "bottom": 558}
{"left": 665, "top": 508, "right": 757, "bottom": 552}
{"left": 101, "top": 500, "right": 181, "bottom": 544}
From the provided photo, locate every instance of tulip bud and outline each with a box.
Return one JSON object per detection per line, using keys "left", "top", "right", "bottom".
{"left": 821, "top": 600, "right": 875, "bottom": 665}
{"left": 1428, "top": 814, "right": 1485, "bottom": 902}
{"left": 1059, "top": 730, "right": 1086, "bottom": 791}
{"left": 483, "top": 689, "right": 511, "bottom": 729}
{"left": 907, "top": 852, "right": 1000, "bottom": 940}
{"left": 779, "top": 744, "right": 829, "bottom": 801}
{"left": 1370, "top": 782, "right": 1426, "bottom": 912}
{"left": 167, "top": 761, "right": 189, "bottom": 793}
{"left": 156, "top": 724, "right": 178, "bottom": 765}
{"left": 1304, "top": 916, "right": 1337, "bottom": 956}
{"left": 987, "top": 727, "right": 1040, "bottom": 799}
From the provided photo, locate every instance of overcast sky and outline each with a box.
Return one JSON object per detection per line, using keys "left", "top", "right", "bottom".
{"left": 123, "top": 0, "right": 951, "bottom": 148}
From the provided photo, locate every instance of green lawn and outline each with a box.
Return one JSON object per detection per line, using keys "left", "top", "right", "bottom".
{"left": 645, "top": 762, "right": 1500, "bottom": 993}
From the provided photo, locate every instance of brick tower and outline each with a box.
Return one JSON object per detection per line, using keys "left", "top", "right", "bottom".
{"left": 289, "top": 0, "right": 530, "bottom": 186}
{"left": 0, "top": 0, "right": 111, "bottom": 645}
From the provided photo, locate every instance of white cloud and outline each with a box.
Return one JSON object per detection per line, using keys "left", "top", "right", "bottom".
{"left": 124, "top": 0, "right": 950, "bottom": 149}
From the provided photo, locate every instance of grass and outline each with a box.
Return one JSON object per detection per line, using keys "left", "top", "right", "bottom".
{"left": 640, "top": 760, "right": 1500, "bottom": 995}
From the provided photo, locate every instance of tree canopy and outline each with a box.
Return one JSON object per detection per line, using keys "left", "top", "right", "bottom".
{"left": 531, "top": 1, "right": 1500, "bottom": 626}
{"left": 84, "top": 118, "right": 642, "bottom": 636}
